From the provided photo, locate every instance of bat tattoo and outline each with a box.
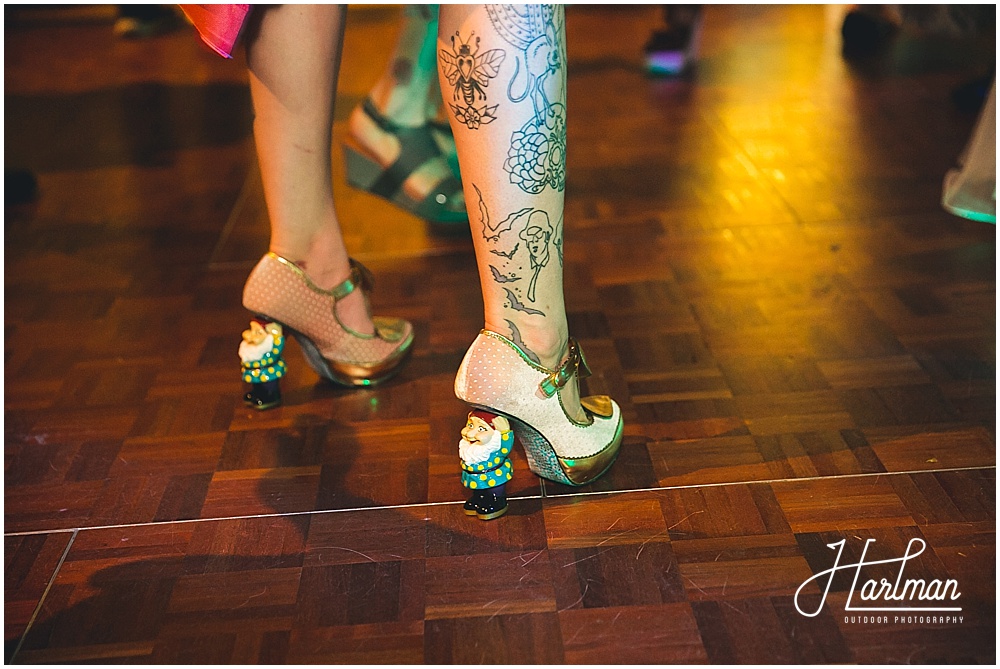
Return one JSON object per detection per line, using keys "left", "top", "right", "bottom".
{"left": 490, "top": 265, "right": 521, "bottom": 284}
{"left": 476, "top": 183, "right": 532, "bottom": 243}
{"left": 506, "top": 319, "right": 541, "bottom": 364}
{"left": 489, "top": 243, "right": 519, "bottom": 259}
{"left": 504, "top": 287, "right": 545, "bottom": 316}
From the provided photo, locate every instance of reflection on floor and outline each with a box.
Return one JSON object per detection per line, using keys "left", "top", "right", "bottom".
{"left": 5, "top": 4, "right": 995, "bottom": 664}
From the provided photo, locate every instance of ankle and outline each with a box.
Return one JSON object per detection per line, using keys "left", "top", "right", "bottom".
{"left": 292, "top": 251, "right": 375, "bottom": 337}
{"left": 349, "top": 97, "right": 421, "bottom": 145}
{"left": 534, "top": 337, "right": 570, "bottom": 370}
{"left": 490, "top": 319, "right": 569, "bottom": 370}
{"left": 270, "top": 228, "right": 350, "bottom": 292}
{"left": 367, "top": 81, "right": 429, "bottom": 127}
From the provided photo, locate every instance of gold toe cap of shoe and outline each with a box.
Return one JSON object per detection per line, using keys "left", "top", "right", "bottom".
{"left": 556, "top": 416, "right": 624, "bottom": 486}
{"left": 326, "top": 330, "right": 415, "bottom": 386}
{"left": 580, "top": 394, "right": 615, "bottom": 419}
{"left": 373, "top": 316, "right": 409, "bottom": 343}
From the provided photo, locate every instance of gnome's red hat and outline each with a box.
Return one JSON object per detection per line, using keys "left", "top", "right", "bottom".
{"left": 468, "top": 409, "right": 501, "bottom": 427}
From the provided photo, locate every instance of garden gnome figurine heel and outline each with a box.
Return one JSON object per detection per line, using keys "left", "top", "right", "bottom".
{"left": 459, "top": 410, "right": 514, "bottom": 520}
{"left": 240, "top": 318, "right": 286, "bottom": 410}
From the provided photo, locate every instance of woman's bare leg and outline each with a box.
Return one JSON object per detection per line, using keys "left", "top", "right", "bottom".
{"left": 245, "top": 4, "right": 372, "bottom": 334}
{"left": 438, "top": 5, "right": 584, "bottom": 420}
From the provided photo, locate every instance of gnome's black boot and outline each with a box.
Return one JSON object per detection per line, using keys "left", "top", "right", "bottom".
{"left": 464, "top": 490, "right": 487, "bottom": 516}
{"left": 475, "top": 484, "right": 508, "bottom": 521}
{"left": 244, "top": 379, "right": 281, "bottom": 410}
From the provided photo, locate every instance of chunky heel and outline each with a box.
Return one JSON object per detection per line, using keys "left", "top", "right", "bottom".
{"left": 458, "top": 410, "right": 514, "bottom": 520}
{"left": 455, "top": 331, "right": 623, "bottom": 487}
{"left": 240, "top": 319, "right": 286, "bottom": 410}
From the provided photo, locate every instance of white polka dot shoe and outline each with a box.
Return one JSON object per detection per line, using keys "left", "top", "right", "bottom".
{"left": 240, "top": 252, "right": 414, "bottom": 407}
{"left": 454, "top": 330, "right": 623, "bottom": 486}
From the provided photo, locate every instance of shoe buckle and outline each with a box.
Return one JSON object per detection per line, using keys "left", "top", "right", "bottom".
{"left": 331, "top": 259, "right": 375, "bottom": 301}
{"left": 539, "top": 338, "right": 592, "bottom": 397}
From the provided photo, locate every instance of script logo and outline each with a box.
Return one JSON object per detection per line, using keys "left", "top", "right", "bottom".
{"left": 794, "top": 538, "right": 961, "bottom": 618}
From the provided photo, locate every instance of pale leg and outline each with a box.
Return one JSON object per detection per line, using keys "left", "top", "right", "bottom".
{"left": 245, "top": 5, "right": 372, "bottom": 334}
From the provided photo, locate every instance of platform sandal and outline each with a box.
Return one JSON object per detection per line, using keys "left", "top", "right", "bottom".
{"left": 239, "top": 252, "right": 414, "bottom": 410}
{"left": 454, "top": 330, "right": 623, "bottom": 487}
{"left": 344, "top": 98, "right": 468, "bottom": 227}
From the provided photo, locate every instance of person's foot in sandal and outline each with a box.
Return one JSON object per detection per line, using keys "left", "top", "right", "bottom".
{"left": 346, "top": 98, "right": 467, "bottom": 227}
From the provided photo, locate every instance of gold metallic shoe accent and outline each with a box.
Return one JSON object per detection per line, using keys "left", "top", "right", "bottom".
{"left": 242, "top": 252, "right": 414, "bottom": 389}
{"left": 315, "top": 338, "right": 413, "bottom": 387}
{"left": 557, "top": 418, "right": 624, "bottom": 485}
{"left": 580, "top": 395, "right": 614, "bottom": 419}
{"left": 456, "top": 330, "right": 624, "bottom": 487}
{"left": 539, "top": 338, "right": 591, "bottom": 398}
{"left": 373, "top": 316, "right": 407, "bottom": 343}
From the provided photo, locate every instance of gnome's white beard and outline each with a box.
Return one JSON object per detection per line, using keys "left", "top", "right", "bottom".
{"left": 459, "top": 428, "right": 503, "bottom": 466}
{"left": 239, "top": 334, "right": 275, "bottom": 364}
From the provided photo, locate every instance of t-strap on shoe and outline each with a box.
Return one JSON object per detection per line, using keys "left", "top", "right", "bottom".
{"left": 455, "top": 330, "right": 623, "bottom": 486}
{"left": 239, "top": 252, "right": 414, "bottom": 409}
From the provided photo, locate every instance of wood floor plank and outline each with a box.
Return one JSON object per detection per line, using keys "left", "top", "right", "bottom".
{"left": 772, "top": 476, "right": 916, "bottom": 534}
{"left": 542, "top": 493, "right": 670, "bottom": 550}
{"left": 4, "top": 3, "right": 994, "bottom": 663}
{"left": 559, "top": 603, "right": 708, "bottom": 664}
{"left": 425, "top": 613, "right": 565, "bottom": 664}
{"left": 285, "top": 621, "right": 425, "bottom": 664}
{"left": 423, "top": 551, "right": 557, "bottom": 620}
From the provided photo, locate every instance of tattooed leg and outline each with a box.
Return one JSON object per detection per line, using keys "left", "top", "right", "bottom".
{"left": 439, "top": 5, "right": 584, "bottom": 421}
{"left": 347, "top": 6, "right": 460, "bottom": 208}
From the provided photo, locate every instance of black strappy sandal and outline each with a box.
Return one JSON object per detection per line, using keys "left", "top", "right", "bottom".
{"left": 344, "top": 98, "right": 468, "bottom": 227}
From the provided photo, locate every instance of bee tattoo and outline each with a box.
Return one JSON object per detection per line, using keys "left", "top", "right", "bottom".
{"left": 440, "top": 31, "right": 506, "bottom": 130}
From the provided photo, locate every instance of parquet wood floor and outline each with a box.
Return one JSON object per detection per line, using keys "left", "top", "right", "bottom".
{"left": 5, "top": 4, "right": 995, "bottom": 664}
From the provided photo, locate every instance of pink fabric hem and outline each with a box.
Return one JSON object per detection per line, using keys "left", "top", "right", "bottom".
{"left": 179, "top": 4, "right": 252, "bottom": 59}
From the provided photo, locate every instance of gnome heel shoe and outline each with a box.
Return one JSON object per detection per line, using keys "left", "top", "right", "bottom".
{"left": 463, "top": 493, "right": 483, "bottom": 516}
{"left": 461, "top": 489, "right": 508, "bottom": 520}
{"left": 455, "top": 331, "right": 623, "bottom": 487}
{"left": 474, "top": 485, "right": 508, "bottom": 521}
{"left": 239, "top": 252, "right": 414, "bottom": 408}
